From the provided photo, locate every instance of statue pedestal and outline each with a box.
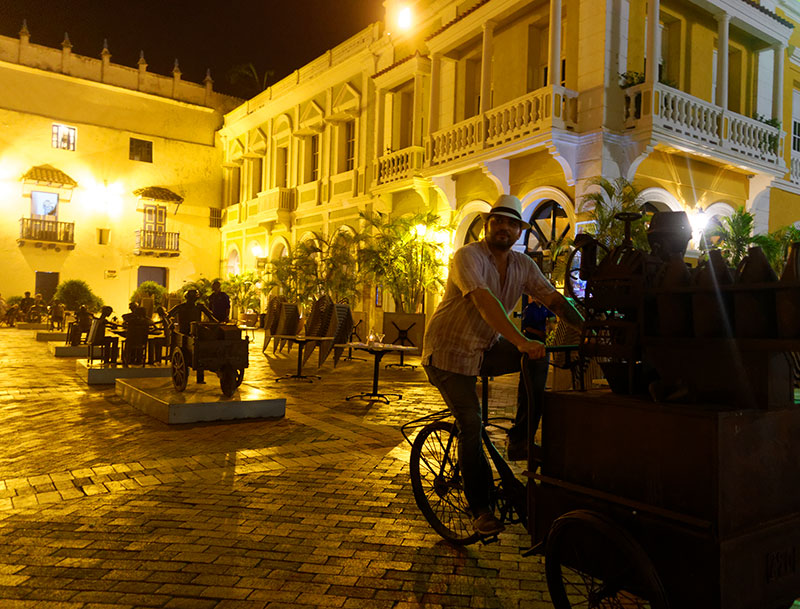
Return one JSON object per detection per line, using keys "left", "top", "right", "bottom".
{"left": 76, "top": 360, "right": 172, "bottom": 385}
{"left": 116, "top": 377, "right": 286, "bottom": 424}
{"left": 49, "top": 342, "right": 104, "bottom": 358}
{"left": 36, "top": 331, "right": 67, "bottom": 342}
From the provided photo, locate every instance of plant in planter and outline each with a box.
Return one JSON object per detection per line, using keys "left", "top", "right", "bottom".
{"left": 131, "top": 281, "right": 167, "bottom": 308}
{"left": 704, "top": 206, "right": 776, "bottom": 268}
{"left": 619, "top": 71, "right": 645, "bottom": 88}
{"left": 222, "top": 272, "right": 261, "bottom": 320}
{"left": 359, "top": 210, "right": 452, "bottom": 313}
{"left": 295, "top": 229, "right": 363, "bottom": 304}
{"left": 55, "top": 279, "right": 103, "bottom": 312}
{"left": 177, "top": 278, "right": 214, "bottom": 304}
{"left": 580, "top": 176, "right": 651, "bottom": 252}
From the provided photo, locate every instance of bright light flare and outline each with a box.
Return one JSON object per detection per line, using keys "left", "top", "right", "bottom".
{"left": 689, "top": 209, "right": 709, "bottom": 249}
{"left": 85, "top": 179, "right": 123, "bottom": 218}
{"left": 397, "top": 6, "right": 413, "bottom": 31}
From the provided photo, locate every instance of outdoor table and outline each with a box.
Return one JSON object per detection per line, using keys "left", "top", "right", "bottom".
{"left": 272, "top": 335, "right": 334, "bottom": 382}
{"left": 111, "top": 328, "right": 164, "bottom": 365}
{"left": 345, "top": 342, "right": 416, "bottom": 403}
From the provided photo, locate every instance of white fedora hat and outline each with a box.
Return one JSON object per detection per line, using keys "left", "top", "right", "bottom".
{"left": 481, "top": 194, "right": 530, "bottom": 229}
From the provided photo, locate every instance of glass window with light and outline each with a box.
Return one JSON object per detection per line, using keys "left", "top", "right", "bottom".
{"left": 31, "top": 191, "right": 59, "bottom": 218}
{"left": 344, "top": 121, "right": 355, "bottom": 172}
{"left": 52, "top": 124, "right": 76, "bottom": 151}
{"left": 129, "top": 138, "right": 153, "bottom": 163}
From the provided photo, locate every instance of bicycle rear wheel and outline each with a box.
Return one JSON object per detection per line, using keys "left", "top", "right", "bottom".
{"left": 409, "top": 420, "right": 480, "bottom": 545}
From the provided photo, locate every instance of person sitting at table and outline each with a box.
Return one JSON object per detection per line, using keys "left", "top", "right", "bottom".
{"left": 121, "top": 302, "right": 140, "bottom": 326}
{"left": 49, "top": 300, "right": 65, "bottom": 331}
{"left": 94, "top": 306, "right": 121, "bottom": 364}
{"left": 68, "top": 305, "right": 94, "bottom": 345}
{"left": 121, "top": 306, "right": 154, "bottom": 365}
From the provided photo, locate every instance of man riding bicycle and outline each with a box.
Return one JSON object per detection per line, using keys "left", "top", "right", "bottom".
{"left": 422, "top": 194, "right": 584, "bottom": 536}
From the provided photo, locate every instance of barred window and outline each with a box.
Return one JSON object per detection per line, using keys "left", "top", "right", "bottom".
{"left": 209, "top": 207, "right": 222, "bottom": 228}
{"left": 129, "top": 138, "right": 153, "bottom": 163}
{"left": 52, "top": 124, "right": 76, "bottom": 151}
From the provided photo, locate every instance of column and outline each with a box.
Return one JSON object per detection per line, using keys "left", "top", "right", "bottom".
{"left": 772, "top": 43, "right": 785, "bottom": 122}
{"left": 413, "top": 71, "right": 424, "bottom": 146}
{"left": 428, "top": 53, "right": 441, "bottom": 136}
{"left": 645, "top": 0, "right": 660, "bottom": 85}
{"left": 715, "top": 13, "right": 729, "bottom": 108}
{"left": 374, "top": 88, "right": 386, "bottom": 158}
{"left": 479, "top": 21, "right": 495, "bottom": 114}
{"left": 548, "top": 0, "right": 562, "bottom": 86}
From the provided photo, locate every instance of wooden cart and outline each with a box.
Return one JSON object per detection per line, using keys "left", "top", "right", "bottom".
{"left": 171, "top": 321, "right": 249, "bottom": 397}
{"left": 528, "top": 383, "right": 800, "bottom": 609}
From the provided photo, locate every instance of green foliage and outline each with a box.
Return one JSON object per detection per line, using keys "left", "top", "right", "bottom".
{"left": 359, "top": 211, "right": 452, "bottom": 313}
{"left": 580, "top": 177, "right": 651, "bottom": 253}
{"left": 223, "top": 272, "right": 261, "bottom": 317}
{"left": 767, "top": 224, "right": 800, "bottom": 276}
{"left": 226, "top": 62, "right": 274, "bottom": 98}
{"left": 295, "top": 230, "right": 363, "bottom": 304}
{"left": 54, "top": 279, "right": 103, "bottom": 312}
{"left": 177, "top": 278, "right": 214, "bottom": 304}
{"left": 131, "top": 281, "right": 167, "bottom": 307}
{"left": 264, "top": 249, "right": 319, "bottom": 311}
{"left": 7, "top": 295, "right": 22, "bottom": 308}
{"left": 619, "top": 71, "right": 645, "bottom": 88}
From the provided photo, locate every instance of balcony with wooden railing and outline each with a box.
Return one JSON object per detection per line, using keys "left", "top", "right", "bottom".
{"left": 18, "top": 218, "right": 75, "bottom": 250}
{"left": 134, "top": 230, "right": 180, "bottom": 257}
{"left": 426, "top": 85, "right": 579, "bottom": 168}
{"left": 622, "top": 82, "right": 786, "bottom": 175}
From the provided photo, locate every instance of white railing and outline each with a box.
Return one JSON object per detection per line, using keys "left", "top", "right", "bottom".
{"left": 375, "top": 146, "right": 424, "bottom": 185}
{"left": 257, "top": 187, "right": 296, "bottom": 214}
{"left": 623, "top": 82, "right": 784, "bottom": 169}
{"left": 791, "top": 153, "right": 800, "bottom": 185}
{"left": 427, "top": 85, "right": 578, "bottom": 167}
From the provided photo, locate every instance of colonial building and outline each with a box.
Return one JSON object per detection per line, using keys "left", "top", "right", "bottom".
{"left": 0, "top": 23, "right": 240, "bottom": 310}
{"left": 218, "top": 0, "right": 800, "bottom": 327}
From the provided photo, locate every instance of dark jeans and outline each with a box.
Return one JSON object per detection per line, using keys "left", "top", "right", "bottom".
{"left": 424, "top": 337, "right": 549, "bottom": 515}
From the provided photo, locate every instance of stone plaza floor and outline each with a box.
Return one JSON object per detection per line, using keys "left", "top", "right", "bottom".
{"left": 0, "top": 327, "right": 552, "bottom": 608}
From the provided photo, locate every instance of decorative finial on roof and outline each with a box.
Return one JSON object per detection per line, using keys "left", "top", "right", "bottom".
{"left": 19, "top": 19, "right": 29, "bottom": 38}
{"left": 172, "top": 58, "right": 181, "bottom": 75}
{"left": 101, "top": 38, "right": 110, "bottom": 57}
{"left": 138, "top": 50, "right": 147, "bottom": 65}
{"left": 204, "top": 68, "right": 213, "bottom": 84}
{"left": 61, "top": 32, "right": 72, "bottom": 49}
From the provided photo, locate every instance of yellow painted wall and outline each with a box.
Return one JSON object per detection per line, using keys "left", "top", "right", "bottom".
{"left": 511, "top": 150, "right": 572, "bottom": 197}
{"left": 769, "top": 187, "right": 800, "bottom": 232}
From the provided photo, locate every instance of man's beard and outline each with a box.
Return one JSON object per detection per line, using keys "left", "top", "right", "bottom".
{"left": 485, "top": 232, "right": 516, "bottom": 251}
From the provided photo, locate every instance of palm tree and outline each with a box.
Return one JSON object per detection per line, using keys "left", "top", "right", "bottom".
{"left": 705, "top": 206, "right": 776, "bottom": 268}
{"left": 580, "top": 176, "right": 650, "bottom": 251}
{"left": 226, "top": 62, "right": 274, "bottom": 98}
{"left": 222, "top": 272, "right": 261, "bottom": 319}
{"left": 263, "top": 249, "right": 318, "bottom": 312}
{"left": 359, "top": 211, "right": 452, "bottom": 313}
{"left": 295, "top": 230, "right": 363, "bottom": 304}
{"left": 769, "top": 224, "right": 800, "bottom": 276}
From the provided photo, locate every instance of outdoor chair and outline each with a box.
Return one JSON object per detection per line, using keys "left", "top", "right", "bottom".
{"left": 86, "top": 319, "right": 110, "bottom": 366}
{"left": 239, "top": 312, "right": 258, "bottom": 340}
{"left": 331, "top": 305, "right": 354, "bottom": 367}
{"left": 301, "top": 295, "right": 335, "bottom": 366}
{"left": 272, "top": 303, "right": 300, "bottom": 354}
{"left": 262, "top": 295, "right": 286, "bottom": 353}
{"left": 121, "top": 322, "right": 149, "bottom": 367}
{"left": 382, "top": 312, "right": 425, "bottom": 369}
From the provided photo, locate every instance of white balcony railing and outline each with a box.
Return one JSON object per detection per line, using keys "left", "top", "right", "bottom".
{"left": 791, "top": 152, "right": 800, "bottom": 185}
{"left": 257, "top": 187, "right": 296, "bottom": 214}
{"left": 427, "top": 85, "right": 578, "bottom": 167}
{"left": 375, "top": 146, "right": 424, "bottom": 185}
{"left": 623, "top": 82, "right": 784, "bottom": 169}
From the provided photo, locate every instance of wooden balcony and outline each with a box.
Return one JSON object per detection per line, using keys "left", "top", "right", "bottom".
{"left": 623, "top": 82, "right": 786, "bottom": 175}
{"left": 426, "top": 85, "right": 579, "bottom": 167}
{"left": 17, "top": 218, "right": 75, "bottom": 251}
{"left": 135, "top": 229, "right": 180, "bottom": 257}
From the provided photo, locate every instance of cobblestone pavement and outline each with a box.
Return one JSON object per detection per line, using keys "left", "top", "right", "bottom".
{"left": 0, "top": 327, "right": 552, "bottom": 609}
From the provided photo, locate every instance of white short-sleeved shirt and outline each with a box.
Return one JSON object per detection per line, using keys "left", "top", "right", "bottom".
{"left": 422, "top": 240, "right": 556, "bottom": 375}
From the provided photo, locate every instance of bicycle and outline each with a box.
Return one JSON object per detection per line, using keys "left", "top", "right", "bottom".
{"left": 402, "top": 355, "right": 539, "bottom": 545}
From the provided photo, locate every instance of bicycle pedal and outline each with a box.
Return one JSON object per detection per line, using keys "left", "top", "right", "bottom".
{"left": 478, "top": 534, "right": 500, "bottom": 545}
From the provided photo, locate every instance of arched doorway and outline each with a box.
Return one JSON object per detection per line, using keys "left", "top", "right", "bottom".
{"left": 524, "top": 199, "right": 571, "bottom": 287}
{"left": 226, "top": 248, "right": 240, "bottom": 276}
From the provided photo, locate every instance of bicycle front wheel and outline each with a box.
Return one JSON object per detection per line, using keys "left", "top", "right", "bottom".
{"left": 409, "top": 420, "right": 480, "bottom": 545}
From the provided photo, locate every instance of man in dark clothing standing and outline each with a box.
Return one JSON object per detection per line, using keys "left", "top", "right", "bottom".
{"left": 208, "top": 280, "right": 231, "bottom": 323}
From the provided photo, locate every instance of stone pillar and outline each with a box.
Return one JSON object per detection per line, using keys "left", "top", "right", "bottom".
{"left": 413, "top": 71, "right": 424, "bottom": 146}
{"left": 428, "top": 53, "right": 441, "bottom": 136}
{"left": 18, "top": 20, "right": 29, "bottom": 63}
{"left": 374, "top": 88, "right": 386, "bottom": 158}
{"left": 101, "top": 39, "right": 111, "bottom": 83}
{"left": 645, "top": 0, "right": 660, "bottom": 85}
{"left": 715, "top": 13, "right": 729, "bottom": 108}
{"left": 548, "top": 0, "right": 562, "bottom": 86}
{"left": 61, "top": 33, "right": 72, "bottom": 73}
{"left": 479, "top": 21, "right": 495, "bottom": 114}
{"left": 772, "top": 43, "right": 785, "bottom": 122}
{"left": 137, "top": 51, "right": 147, "bottom": 91}
{"left": 172, "top": 59, "right": 182, "bottom": 98}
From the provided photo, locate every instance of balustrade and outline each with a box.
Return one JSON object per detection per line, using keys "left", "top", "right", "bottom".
{"left": 135, "top": 229, "right": 179, "bottom": 252}
{"left": 375, "top": 146, "right": 424, "bottom": 185}
{"left": 19, "top": 218, "right": 74, "bottom": 243}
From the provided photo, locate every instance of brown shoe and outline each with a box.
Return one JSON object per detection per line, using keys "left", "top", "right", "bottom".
{"left": 473, "top": 511, "right": 505, "bottom": 536}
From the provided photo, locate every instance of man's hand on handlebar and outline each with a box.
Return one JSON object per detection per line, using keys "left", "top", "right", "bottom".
{"left": 517, "top": 338, "right": 546, "bottom": 360}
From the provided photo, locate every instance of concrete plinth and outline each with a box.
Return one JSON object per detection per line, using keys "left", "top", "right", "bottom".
{"left": 115, "top": 377, "right": 286, "bottom": 424}
{"left": 36, "top": 331, "right": 67, "bottom": 342}
{"left": 17, "top": 322, "right": 49, "bottom": 330}
{"left": 48, "top": 343, "right": 104, "bottom": 357}
{"left": 76, "top": 360, "right": 172, "bottom": 385}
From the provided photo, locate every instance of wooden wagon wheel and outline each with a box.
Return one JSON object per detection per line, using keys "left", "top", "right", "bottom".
{"left": 219, "top": 364, "right": 236, "bottom": 398}
{"left": 171, "top": 347, "right": 188, "bottom": 392}
{"left": 234, "top": 368, "right": 245, "bottom": 387}
{"left": 545, "top": 510, "right": 669, "bottom": 609}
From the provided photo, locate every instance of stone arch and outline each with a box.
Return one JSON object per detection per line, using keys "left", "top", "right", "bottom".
{"left": 225, "top": 246, "right": 241, "bottom": 276}
{"left": 454, "top": 199, "right": 491, "bottom": 247}
{"left": 639, "top": 187, "right": 682, "bottom": 212}
{"left": 269, "top": 235, "right": 290, "bottom": 259}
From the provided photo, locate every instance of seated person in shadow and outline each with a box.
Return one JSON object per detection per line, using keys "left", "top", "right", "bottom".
{"left": 122, "top": 306, "right": 154, "bottom": 365}
{"left": 69, "top": 305, "right": 94, "bottom": 345}
{"left": 166, "top": 289, "right": 218, "bottom": 383}
{"left": 121, "top": 302, "right": 140, "bottom": 326}
{"left": 49, "top": 300, "right": 65, "bottom": 331}
{"left": 94, "top": 306, "right": 121, "bottom": 364}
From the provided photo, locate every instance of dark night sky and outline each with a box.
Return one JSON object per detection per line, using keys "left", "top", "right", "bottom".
{"left": 0, "top": 1, "right": 386, "bottom": 97}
